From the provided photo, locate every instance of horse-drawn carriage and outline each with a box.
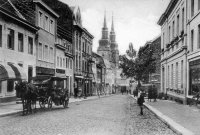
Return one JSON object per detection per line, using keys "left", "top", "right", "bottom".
{"left": 15, "top": 76, "right": 69, "bottom": 115}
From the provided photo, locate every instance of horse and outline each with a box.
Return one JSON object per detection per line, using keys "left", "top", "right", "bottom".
{"left": 15, "top": 81, "right": 38, "bottom": 115}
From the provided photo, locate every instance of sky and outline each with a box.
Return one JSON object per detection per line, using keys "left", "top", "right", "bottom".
{"left": 61, "top": 0, "right": 171, "bottom": 54}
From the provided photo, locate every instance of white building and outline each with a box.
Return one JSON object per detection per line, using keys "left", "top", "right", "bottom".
{"left": 0, "top": 1, "right": 38, "bottom": 102}
{"left": 158, "top": 0, "right": 187, "bottom": 104}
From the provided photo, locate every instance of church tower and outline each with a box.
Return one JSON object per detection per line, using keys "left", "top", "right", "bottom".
{"left": 97, "top": 12, "right": 111, "bottom": 61}
{"left": 110, "top": 14, "right": 119, "bottom": 68}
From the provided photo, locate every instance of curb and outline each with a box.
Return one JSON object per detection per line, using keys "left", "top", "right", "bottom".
{"left": 0, "top": 95, "right": 113, "bottom": 118}
{"left": 130, "top": 95, "right": 194, "bottom": 135}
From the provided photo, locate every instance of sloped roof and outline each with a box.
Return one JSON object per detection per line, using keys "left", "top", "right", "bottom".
{"left": 0, "top": 0, "right": 20, "bottom": 18}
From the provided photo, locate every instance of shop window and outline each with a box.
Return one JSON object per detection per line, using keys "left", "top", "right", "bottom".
{"left": 7, "top": 80, "right": 14, "bottom": 92}
{"left": 7, "top": 28, "right": 14, "bottom": 50}
{"left": 28, "top": 37, "right": 33, "bottom": 54}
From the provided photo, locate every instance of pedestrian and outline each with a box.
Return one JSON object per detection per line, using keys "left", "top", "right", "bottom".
{"left": 137, "top": 92, "right": 145, "bottom": 115}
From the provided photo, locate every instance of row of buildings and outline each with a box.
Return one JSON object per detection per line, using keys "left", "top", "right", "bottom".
{"left": 0, "top": 0, "right": 120, "bottom": 103}
{"left": 159, "top": 0, "right": 200, "bottom": 104}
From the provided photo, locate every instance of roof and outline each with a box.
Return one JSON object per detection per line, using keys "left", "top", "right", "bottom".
{"left": 0, "top": 0, "right": 38, "bottom": 31}
{"left": 157, "top": 0, "right": 178, "bottom": 26}
{"left": 33, "top": 0, "right": 59, "bottom": 18}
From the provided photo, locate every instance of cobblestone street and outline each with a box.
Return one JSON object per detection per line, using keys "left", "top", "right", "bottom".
{"left": 0, "top": 95, "right": 176, "bottom": 135}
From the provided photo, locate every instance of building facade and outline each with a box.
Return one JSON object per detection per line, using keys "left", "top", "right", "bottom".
{"left": 92, "top": 52, "right": 106, "bottom": 95}
{"left": 71, "top": 6, "right": 94, "bottom": 97}
{"left": 34, "top": 0, "right": 59, "bottom": 80}
{"left": 187, "top": 0, "right": 200, "bottom": 99}
{"left": 158, "top": 0, "right": 187, "bottom": 104}
{"left": 0, "top": 0, "right": 38, "bottom": 102}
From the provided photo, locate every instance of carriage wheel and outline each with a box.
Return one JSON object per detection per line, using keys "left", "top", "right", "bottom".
{"left": 39, "top": 99, "right": 45, "bottom": 109}
{"left": 48, "top": 97, "right": 53, "bottom": 109}
{"left": 63, "top": 98, "right": 69, "bottom": 108}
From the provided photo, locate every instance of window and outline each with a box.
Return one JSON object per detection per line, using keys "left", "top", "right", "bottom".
{"left": 63, "top": 58, "right": 65, "bottom": 68}
{"left": 171, "top": 64, "right": 173, "bottom": 88}
{"left": 182, "top": 8, "right": 184, "bottom": 31}
{"left": 169, "top": 26, "right": 171, "bottom": 41}
{"left": 70, "top": 59, "right": 72, "bottom": 69}
{"left": 38, "top": 43, "right": 42, "bottom": 60}
{"left": 198, "top": 25, "right": 200, "bottom": 49}
{"left": 79, "top": 37, "right": 81, "bottom": 51}
{"left": 191, "top": 30, "right": 194, "bottom": 51}
{"left": 45, "top": 15, "right": 49, "bottom": 31}
{"left": 199, "top": 0, "right": 200, "bottom": 10}
{"left": 0, "top": 25, "right": 2, "bottom": 47}
{"left": 28, "top": 37, "right": 33, "bottom": 54}
{"left": 66, "top": 57, "right": 68, "bottom": 68}
{"left": 49, "top": 19, "right": 54, "bottom": 34}
{"left": 50, "top": 47, "right": 53, "bottom": 62}
{"left": 176, "top": 62, "right": 178, "bottom": 89}
{"left": 44, "top": 45, "right": 48, "bottom": 60}
{"left": 181, "top": 60, "right": 183, "bottom": 88}
{"left": 172, "top": 21, "right": 175, "bottom": 38}
{"left": 57, "top": 56, "right": 59, "bottom": 67}
{"left": 168, "top": 66, "right": 170, "bottom": 87}
{"left": 18, "top": 33, "right": 23, "bottom": 52}
{"left": 163, "top": 33, "right": 165, "bottom": 47}
{"left": 76, "top": 54, "right": 78, "bottom": 69}
{"left": 191, "top": 0, "right": 194, "bottom": 17}
{"left": 7, "top": 28, "right": 14, "bottom": 50}
{"left": 0, "top": 81, "right": 2, "bottom": 93}
{"left": 177, "top": 15, "right": 179, "bottom": 36}
{"left": 39, "top": 11, "right": 43, "bottom": 28}
{"left": 60, "top": 57, "right": 62, "bottom": 68}
{"left": 7, "top": 80, "right": 14, "bottom": 92}
{"left": 76, "top": 35, "right": 78, "bottom": 50}
{"left": 79, "top": 56, "right": 81, "bottom": 70}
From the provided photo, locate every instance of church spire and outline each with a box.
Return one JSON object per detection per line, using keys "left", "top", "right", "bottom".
{"left": 111, "top": 13, "right": 114, "bottom": 32}
{"left": 102, "top": 10, "right": 108, "bottom": 39}
{"left": 110, "top": 13, "right": 116, "bottom": 43}
{"left": 103, "top": 10, "right": 107, "bottom": 28}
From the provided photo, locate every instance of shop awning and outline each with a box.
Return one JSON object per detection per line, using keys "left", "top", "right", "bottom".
{"left": 0, "top": 63, "right": 16, "bottom": 80}
{"left": 8, "top": 63, "right": 27, "bottom": 80}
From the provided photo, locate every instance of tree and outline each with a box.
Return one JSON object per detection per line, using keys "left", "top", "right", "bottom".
{"left": 119, "top": 44, "right": 156, "bottom": 87}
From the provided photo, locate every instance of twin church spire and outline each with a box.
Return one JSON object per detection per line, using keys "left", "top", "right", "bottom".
{"left": 102, "top": 11, "right": 116, "bottom": 42}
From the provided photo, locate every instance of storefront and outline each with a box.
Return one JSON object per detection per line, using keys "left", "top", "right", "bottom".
{"left": 0, "top": 62, "right": 27, "bottom": 103}
{"left": 189, "top": 59, "right": 200, "bottom": 95}
{"left": 74, "top": 75, "right": 83, "bottom": 97}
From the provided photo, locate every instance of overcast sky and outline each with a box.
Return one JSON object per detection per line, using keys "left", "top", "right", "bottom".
{"left": 61, "top": 0, "right": 170, "bottom": 54}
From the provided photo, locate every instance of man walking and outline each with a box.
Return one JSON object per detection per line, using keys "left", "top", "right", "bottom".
{"left": 137, "top": 92, "right": 145, "bottom": 115}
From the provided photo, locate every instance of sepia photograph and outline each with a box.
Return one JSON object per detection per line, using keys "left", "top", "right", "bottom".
{"left": 0, "top": 0, "right": 199, "bottom": 135}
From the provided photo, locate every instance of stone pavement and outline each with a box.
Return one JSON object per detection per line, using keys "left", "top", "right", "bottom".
{"left": 131, "top": 95, "right": 200, "bottom": 135}
{"left": 0, "top": 94, "right": 112, "bottom": 117}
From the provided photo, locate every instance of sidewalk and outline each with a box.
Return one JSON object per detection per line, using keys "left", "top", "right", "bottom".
{"left": 131, "top": 95, "right": 199, "bottom": 135}
{"left": 0, "top": 94, "right": 112, "bottom": 117}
